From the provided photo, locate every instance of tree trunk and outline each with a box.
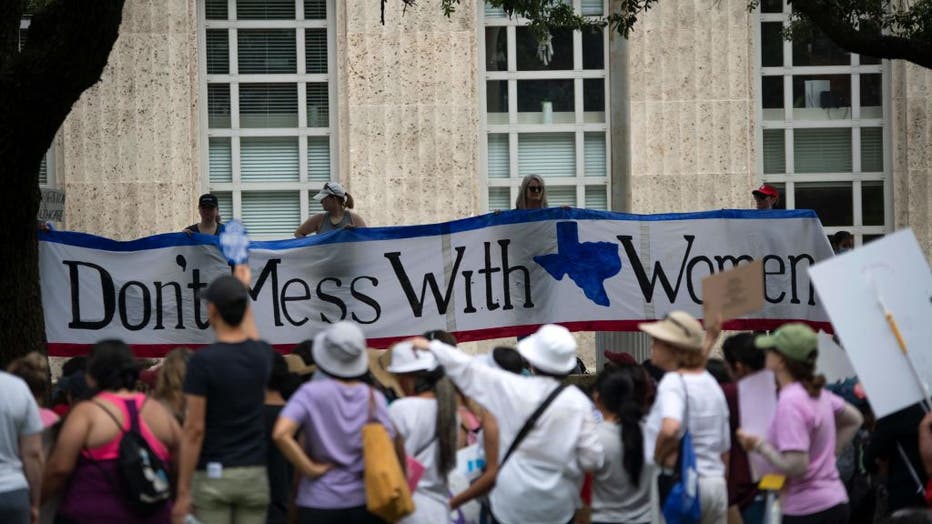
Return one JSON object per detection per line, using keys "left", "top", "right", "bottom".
{"left": 0, "top": 0, "right": 125, "bottom": 367}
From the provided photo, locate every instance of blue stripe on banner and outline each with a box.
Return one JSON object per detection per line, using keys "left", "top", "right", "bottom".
{"left": 38, "top": 208, "right": 820, "bottom": 252}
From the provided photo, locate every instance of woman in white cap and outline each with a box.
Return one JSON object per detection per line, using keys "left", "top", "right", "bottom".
{"left": 272, "top": 321, "right": 400, "bottom": 524}
{"left": 639, "top": 311, "right": 729, "bottom": 524}
{"left": 385, "top": 342, "right": 458, "bottom": 524}
{"left": 294, "top": 182, "right": 367, "bottom": 237}
{"left": 410, "top": 324, "right": 603, "bottom": 524}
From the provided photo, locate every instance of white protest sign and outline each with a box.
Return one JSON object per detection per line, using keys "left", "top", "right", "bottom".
{"left": 809, "top": 229, "right": 932, "bottom": 418}
{"left": 738, "top": 369, "right": 777, "bottom": 480}
{"left": 816, "top": 331, "right": 857, "bottom": 383}
{"left": 38, "top": 188, "right": 65, "bottom": 222}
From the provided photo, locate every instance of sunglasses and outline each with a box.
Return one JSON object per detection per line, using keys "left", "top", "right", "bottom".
{"left": 527, "top": 186, "right": 543, "bottom": 193}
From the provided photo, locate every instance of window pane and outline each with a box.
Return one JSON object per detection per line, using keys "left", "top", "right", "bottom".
{"left": 584, "top": 133, "right": 606, "bottom": 177}
{"left": 307, "top": 136, "right": 330, "bottom": 181}
{"left": 214, "top": 192, "right": 233, "bottom": 222}
{"left": 794, "top": 128, "right": 851, "bottom": 173}
{"left": 305, "top": 29, "right": 328, "bottom": 74}
{"left": 241, "top": 137, "right": 299, "bottom": 181}
{"left": 206, "top": 0, "right": 228, "bottom": 20}
{"left": 768, "top": 182, "right": 786, "bottom": 209}
{"left": 792, "top": 27, "right": 850, "bottom": 66}
{"left": 547, "top": 186, "right": 577, "bottom": 207}
{"left": 209, "top": 138, "right": 232, "bottom": 183}
{"left": 241, "top": 192, "right": 300, "bottom": 237}
{"left": 304, "top": 0, "right": 326, "bottom": 19}
{"left": 792, "top": 75, "right": 851, "bottom": 120}
{"left": 860, "top": 73, "right": 882, "bottom": 118}
{"left": 307, "top": 83, "right": 329, "bottom": 127}
{"left": 862, "top": 180, "right": 884, "bottom": 226}
{"left": 585, "top": 186, "right": 607, "bottom": 210}
{"left": 517, "top": 79, "right": 574, "bottom": 124}
{"left": 488, "top": 134, "right": 509, "bottom": 178}
{"left": 488, "top": 187, "right": 510, "bottom": 211}
{"left": 307, "top": 193, "right": 324, "bottom": 214}
{"left": 237, "top": 29, "right": 296, "bottom": 74}
{"left": 583, "top": 79, "right": 605, "bottom": 122}
{"left": 518, "top": 133, "right": 575, "bottom": 177}
{"left": 582, "top": 28, "right": 604, "bottom": 70}
{"left": 207, "top": 84, "right": 231, "bottom": 128}
{"left": 860, "top": 127, "right": 883, "bottom": 172}
{"left": 516, "top": 27, "right": 573, "bottom": 71}
{"left": 762, "top": 76, "right": 784, "bottom": 120}
{"left": 484, "top": 2, "right": 506, "bottom": 18}
{"left": 487, "top": 80, "right": 508, "bottom": 124}
{"left": 795, "top": 182, "right": 852, "bottom": 226}
{"left": 763, "top": 129, "right": 785, "bottom": 174}
{"left": 38, "top": 155, "right": 48, "bottom": 186}
{"left": 206, "top": 30, "right": 229, "bottom": 75}
{"left": 236, "top": 0, "right": 295, "bottom": 20}
{"left": 761, "top": 22, "right": 783, "bottom": 67}
{"left": 760, "top": 0, "right": 782, "bottom": 13}
{"left": 485, "top": 27, "right": 507, "bottom": 71}
{"left": 239, "top": 83, "right": 298, "bottom": 128}
{"left": 581, "top": 0, "right": 603, "bottom": 16}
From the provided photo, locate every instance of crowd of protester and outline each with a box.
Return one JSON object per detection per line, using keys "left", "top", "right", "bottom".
{"left": 8, "top": 180, "right": 932, "bottom": 523}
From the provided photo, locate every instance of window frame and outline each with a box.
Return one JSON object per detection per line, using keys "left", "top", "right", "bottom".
{"left": 197, "top": 0, "right": 337, "bottom": 239}
{"left": 753, "top": 2, "right": 893, "bottom": 245}
{"left": 478, "top": 0, "right": 611, "bottom": 212}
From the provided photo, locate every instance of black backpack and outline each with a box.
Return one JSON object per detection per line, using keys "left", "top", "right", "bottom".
{"left": 92, "top": 397, "right": 171, "bottom": 513}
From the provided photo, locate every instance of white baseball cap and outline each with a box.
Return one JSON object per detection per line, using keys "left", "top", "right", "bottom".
{"left": 516, "top": 324, "right": 577, "bottom": 374}
{"left": 312, "top": 182, "right": 346, "bottom": 201}
{"left": 385, "top": 341, "right": 439, "bottom": 374}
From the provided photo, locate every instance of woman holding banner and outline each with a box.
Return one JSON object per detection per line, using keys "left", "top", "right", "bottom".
{"left": 294, "top": 182, "right": 367, "bottom": 236}
{"left": 736, "top": 324, "right": 863, "bottom": 524}
{"left": 514, "top": 175, "right": 548, "bottom": 210}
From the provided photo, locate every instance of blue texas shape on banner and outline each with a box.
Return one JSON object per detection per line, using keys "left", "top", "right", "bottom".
{"left": 533, "top": 221, "right": 622, "bottom": 307}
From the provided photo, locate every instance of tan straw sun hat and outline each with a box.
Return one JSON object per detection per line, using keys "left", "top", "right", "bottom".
{"left": 637, "top": 310, "right": 705, "bottom": 351}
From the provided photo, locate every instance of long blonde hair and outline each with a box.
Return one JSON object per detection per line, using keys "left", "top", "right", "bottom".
{"left": 515, "top": 174, "right": 548, "bottom": 210}
{"left": 153, "top": 347, "right": 193, "bottom": 421}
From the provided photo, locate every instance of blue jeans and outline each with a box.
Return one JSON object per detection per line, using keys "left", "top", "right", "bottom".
{"left": 741, "top": 494, "right": 767, "bottom": 524}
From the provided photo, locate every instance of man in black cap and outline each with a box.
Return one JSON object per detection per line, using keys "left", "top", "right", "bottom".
{"left": 173, "top": 268, "right": 275, "bottom": 524}
{"left": 183, "top": 193, "right": 223, "bottom": 235}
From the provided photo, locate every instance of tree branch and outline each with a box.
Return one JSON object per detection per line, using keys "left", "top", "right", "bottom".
{"left": 790, "top": 0, "right": 932, "bottom": 69}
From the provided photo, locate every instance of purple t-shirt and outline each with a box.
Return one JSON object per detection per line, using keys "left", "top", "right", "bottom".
{"left": 280, "top": 379, "right": 395, "bottom": 509}
{"left": 766, "top": 382, "right": 847, "bottom": 516}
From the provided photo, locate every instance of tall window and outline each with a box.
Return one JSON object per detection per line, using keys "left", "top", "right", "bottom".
{"left": 481, "top": 1, "right": 610, "bottom": 211}
{"left": 758, "top": 0, "right": 890, "bottom": 244}
{"left": 201, "top": 0, "right": 334, "bottom": 238}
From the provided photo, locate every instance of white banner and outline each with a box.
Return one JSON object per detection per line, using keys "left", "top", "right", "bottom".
{"left": 39, "top": 209, "right": 833, "bottom": 356}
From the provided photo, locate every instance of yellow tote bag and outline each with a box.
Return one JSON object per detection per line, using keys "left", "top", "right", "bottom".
{"left": 363, "top": 388, "right": 415, "bottom": 522}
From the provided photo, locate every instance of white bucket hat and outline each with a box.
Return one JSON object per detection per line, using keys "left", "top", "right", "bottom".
{"left": 516, "top": 324, "right": 577, "bottom": 374}
{"left": 311, "top": 321, "right": 368, "bottom": 378}
{"left": 638, "top": 310, "right": 704, "bottom": 351}
{"left": 385, "top": 341, "right": 439, "bottom": 374}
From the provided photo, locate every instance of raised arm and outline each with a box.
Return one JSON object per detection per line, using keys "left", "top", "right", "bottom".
{"left": 294, "top": 214, "right": 324, "bottom": 237}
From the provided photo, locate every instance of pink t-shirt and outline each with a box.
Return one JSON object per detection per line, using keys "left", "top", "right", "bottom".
{"left": 766, "top": 382, "right": 847, "bottom": 516}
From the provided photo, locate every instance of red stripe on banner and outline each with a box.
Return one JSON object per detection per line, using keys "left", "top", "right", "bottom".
{"left": 47, "top": 318, "right": 833, "bottom": 358}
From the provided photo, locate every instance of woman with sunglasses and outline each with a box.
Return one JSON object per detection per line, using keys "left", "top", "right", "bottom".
{"left": 294, "top": 182, "right": 367, "bottom": 237}
{"left": 515, "top": 175, "right": 548, "bottom": 210}
{"left": 640, "top": 311, "right": 729, "bottom": 524}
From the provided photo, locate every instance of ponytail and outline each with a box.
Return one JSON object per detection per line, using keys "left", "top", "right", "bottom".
{"left": 413, "top": 368, "right": 458, "bottom": 476}
{"left": 594, "top": 367, "right": 645, "bottom": 485}
{"left": 343, "top": 192, "right": 355, "bottom": 209}
{"left": 784, "top": 355, "right": 826, "bottom": 398}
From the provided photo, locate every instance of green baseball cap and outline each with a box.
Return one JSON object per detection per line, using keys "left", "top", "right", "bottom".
{"left": 755, "top": 323, "right": 818, "bottom": 364}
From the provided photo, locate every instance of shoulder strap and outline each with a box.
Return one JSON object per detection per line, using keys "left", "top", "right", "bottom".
{"left": 677, "top": 373, "right": 690, "bottom": 431}
{"left": 92, "top": 399, "right": 127, "bottom": 434}
{"left": 414, "top": 434, "right": 438, "bottom": 457}
{"left": 367, "top": 387, "right": 376, "bottom": 423}
{"left": 500, "top": 384, "right": 567, "bottom": 469}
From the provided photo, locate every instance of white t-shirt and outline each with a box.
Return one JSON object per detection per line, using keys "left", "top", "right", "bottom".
{"left": 0, "top": 372, "right": 43, "bottom": 494}
{"left": 592, "top": 420, "right": 653, "bottom": 523}
{"left": 388, "top": 397, "right": 450, "bottom": 524}
{"left": 644, "top": 371, "right": 729, "bottom": 477}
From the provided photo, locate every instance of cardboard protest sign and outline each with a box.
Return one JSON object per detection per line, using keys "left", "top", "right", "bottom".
{"left": 816, "top": 331, "right": 857, "bottom": 383}
{"left": 702, "top": 259, "right": 765, "bottom": 322}
{"left": 38, "top": 188, "right": 65, "bottom": 222}
{"left": 809, "top": 229, "right": 932, "bottom": 418}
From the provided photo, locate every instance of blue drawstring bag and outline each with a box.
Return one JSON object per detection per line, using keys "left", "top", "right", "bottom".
{"left": 662, "top": 429, "right": 701, "bottom": 524}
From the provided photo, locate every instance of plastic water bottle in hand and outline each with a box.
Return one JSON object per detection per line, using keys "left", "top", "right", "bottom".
{"left": 219, "top": 219, "right": 250, "bottom": 265}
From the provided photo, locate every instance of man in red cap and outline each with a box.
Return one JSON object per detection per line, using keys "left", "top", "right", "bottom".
{"left": 752, "top": 184, "right": 779, "bottom": 210}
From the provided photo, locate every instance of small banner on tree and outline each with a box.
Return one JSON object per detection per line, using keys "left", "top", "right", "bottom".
{"left": 38, "top": 209, "right": 833, "bottom": 357}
